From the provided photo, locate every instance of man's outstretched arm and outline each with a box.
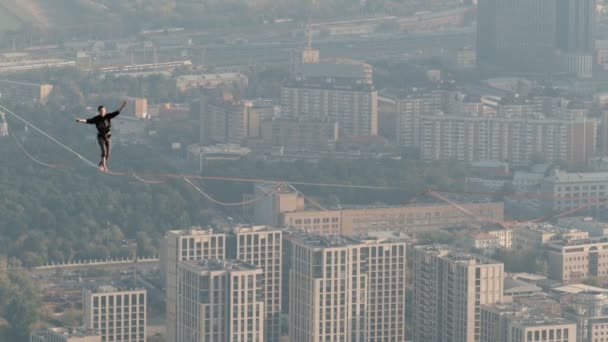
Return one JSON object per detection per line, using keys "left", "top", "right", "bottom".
{"left": 76, "top": 116, "right": 97, "bottom": 123}
{"left": 107, "top": 100, "right": 127, "bottom": 119}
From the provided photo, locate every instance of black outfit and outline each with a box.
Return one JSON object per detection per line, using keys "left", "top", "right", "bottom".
{"left": 85, "top": 111, "right": 120, "bottom": 160}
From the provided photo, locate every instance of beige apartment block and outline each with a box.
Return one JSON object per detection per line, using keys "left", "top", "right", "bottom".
{"left": 163, "top": 229, "right": 227, "bottom": 342}
{"left": 412, "top": 245, "right": 504, "bottom": 342}
{"left": 163, "top": 226, "right": 282, "bottom": 342}
{"left": 287, "top": 233, "right": 407, "bottom": 342}
{"left": 513, "top": 223, "right": 588, "bottom": 251}
{"left": 176, "top": 260, "right": 264, "bottom": 342}
{"left": 231, "top": 226, "right": 282, "bottom": 342}
{"left": 82, "top": 286, "right": 146, "bottom": 342}
{"left": 546, "top": 237, "right": 608, "bottom": 282}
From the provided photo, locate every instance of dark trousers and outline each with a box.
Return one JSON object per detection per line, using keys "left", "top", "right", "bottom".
{"left": 97, "top": 135, "right": 111, "bottom": 160}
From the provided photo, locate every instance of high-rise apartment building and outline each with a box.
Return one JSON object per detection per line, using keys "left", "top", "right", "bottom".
{"left": 477, "top": 0, "right": 557, "bottom": 72}
{"left": 412, "top": 245, "right": 504, "bottom": 342}
{"left": 480, "top": 303, "right": 576, "bottom": 342}
{"left": 82, "top": 286, "right": 146, "bottom": 342}
{"left": 230, "top": 226, "right": 282, "bottom": 342}
{"left": 176, "top": 259, "right": 264, "bottom": 342}
{"left": 163, "top": 226, "right": 282, "bottom": 342}
{"left": 30, "top": 328, "right": 101, "bottom": 342}
{"left": 256, "top": 116, "right": 339, "bottom": 152}
{"left": 287, "top": 233, "right": 407, "bottom": 342}
{"left": 561, "top": 292, "right": 608, "bottom": 342}
{"left": 281, "top": 80, "right": 378, "bottom": 137}
{"left": 164, "top": 229, "right": 228, "bottom": 342}
{"left": 419, "top": 114, "right": 597, "bottom": 167}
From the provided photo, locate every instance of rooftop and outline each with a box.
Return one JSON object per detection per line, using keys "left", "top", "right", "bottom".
{"left": 547, "top": 170, "right": 608, "bottom": 183}
{"left": 182, "top": 259, "right": 260, "bottom": 273}
{"left": 296, "top": 62, "right": 367, "bottom": 80}
{"left": 89, "top": 284, "right": 145, "bottom": 294}
{"left": 484, "top": 303, "right": 574, "bottom": 327}
{"left": 35, "top": 327, "right": 100, "bottom": 338}
{"left": 552, "top": 283, "right": 608, "bottom": 295}
{"left": 168, "top": 226, "right": 223, "bottom": 237}
{"left": 504, "top": 278, "right": 542, "bottom": 295}
{"left": 288, "top": 231, "right": 402, "bottom": 248}
{"left": 415, "top": 245, "right": 502, "bottom": 265}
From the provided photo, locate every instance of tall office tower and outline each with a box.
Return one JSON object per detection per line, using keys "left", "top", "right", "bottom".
{"left": 164, "top": 226, "right": 282, "bottom": 342}
{"left": 412, "top": 245, "right": 504, "bottom": 342}
{"left": 30, "top": 328, "right": 101, "bottom": 342}
{"left": 176, "top": 259, "right": 265, "bottom": 342}
{"left": 288, "top": 233, "right": 407, "bottom": 342}
{"left": 477, "top": 0, "right": 557, "bottom": 72}
{"left": 281, "top": 80, "right": 378, "bottom": 138}
{"left": 164, "top": 229, "right": 228, "bottom": 342}
{"left": 230, "top": 226, "right": 282, "bottom": 342}
{"left": 557, "top": 0, "right": 596, "bottom": 79}
{"left": 480, "top": 303, "right": 577, "bottom": 342}
{"left": 83, "top": 286, "right": 146, "bottom": 342}
{"left": 562, "top": 292, "right": 608, "bottom": 342}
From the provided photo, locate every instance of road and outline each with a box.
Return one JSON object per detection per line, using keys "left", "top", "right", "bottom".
{"left": 130, "top": 28, "right": 474, "bottom": 68}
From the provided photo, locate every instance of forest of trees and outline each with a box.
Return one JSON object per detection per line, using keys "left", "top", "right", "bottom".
{"left": 0, "top": 103, "right": 467, "bottom": 266}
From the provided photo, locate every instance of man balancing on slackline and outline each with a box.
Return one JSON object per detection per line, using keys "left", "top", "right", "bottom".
{"left": 76, "top": 100, "right": 127, "bottom": 172}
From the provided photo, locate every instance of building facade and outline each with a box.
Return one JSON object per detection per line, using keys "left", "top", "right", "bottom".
{"left": 30, "top": 328, "right": 101, "bottom": 342}
{"left": 164, "top": 229, "right": 228, "bottom": 342}
{"left": 281, "top": 80, "right": 378, "bottom": 137}
{"left": 480, "top": 303, "right": 576, "bottom": 342}
{"left": 0, "top": 79, "right": 53, "bottom": 104}
{"left": 176, "top": 260, "right": 264, "bottom": 342}
{"left": 163, "top": 226, "right": 282, "bottom": 342}
{"left": 477, "top": 0, "right": 557, "bottom": 72}
{"left": 412, "top": 245, "right": 504, "bottom": 342}
{"left": 541, "top": 170, "right": 608, "bottom": 213}
{"left": 419, "top": 114, "right": 598, "bottom": 167}
{"left": 280, "top": 202, "right": 505, "bottom": 235}
{"left": 561, "top": 292, "right": 608, "bottom": 342}
{"left": 546, "top": 238, "right": 608, "bottom": 282}
{"left": 231, "top": 226, "right": 282, "bottom": 342}
{"left": 256, "top": 116, "right": 339, "bottom": 153}
{"left": 82, "top": 286, "right": 146, "bottom": 342}
{"left": 288, "top": 234, "right": 407, "bottom": 342}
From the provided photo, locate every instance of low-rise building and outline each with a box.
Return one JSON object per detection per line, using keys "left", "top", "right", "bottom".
{"left": 0, "top": 79, "right": 53, "bottom": 104}
{"left": 480, "top": 303, "right": 576, "bottom": 342}
{"left": 463, "top": 230, "right": 501, "bottom": 254}
{"left": 30, "top": 328, "right": 101, "bottom": 342}
{"left": 558, "top": 217, "right": 608, "bottom": 237}
{"left": 281, "top": 202, "right": 504, "bottom": 235}
{"left": 541, "top": 170, "right": 608, "bottom": 213}
{"left": 504, "top": 278, "right": 543, "bottom": 299}
{"left": 561, "top": 292, "right": 608, "bottom": 342}
{"left": 545, "top": 237, "right": 608, "bottom": 281}
{"left": 513, "top": 223, "right": 588, "bottom": 251}
{"left": 176, "top": 72, "right": 248, "bottom": 91}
